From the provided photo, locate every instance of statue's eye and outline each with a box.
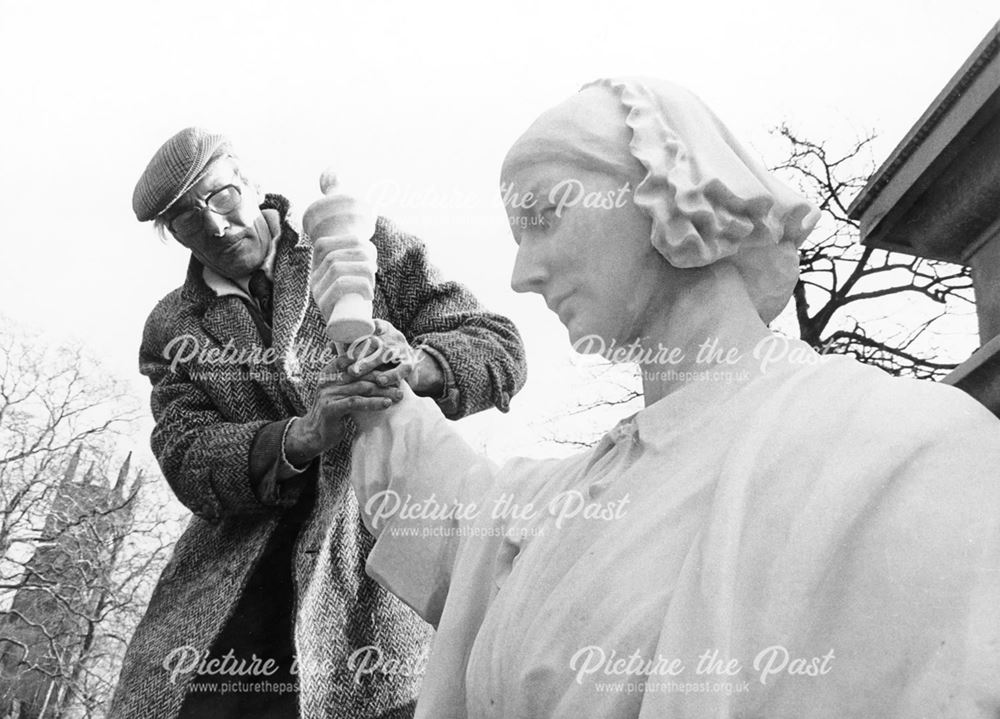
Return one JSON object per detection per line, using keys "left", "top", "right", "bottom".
{"left": 539, "top": 206, "right": 558, "bottom": 228}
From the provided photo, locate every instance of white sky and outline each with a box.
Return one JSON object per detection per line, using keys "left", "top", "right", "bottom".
{"left": 1, "top": 0, "right": 997, "bottom": 465}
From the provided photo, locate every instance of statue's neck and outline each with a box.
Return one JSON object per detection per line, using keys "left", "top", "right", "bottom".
{"left": 636, "top": 268, "right": 773, "bottom": 407}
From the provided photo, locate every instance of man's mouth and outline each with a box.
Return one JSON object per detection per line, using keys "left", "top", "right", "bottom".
{"left": 218, "top": 232, "right": 251, "bottom": 252}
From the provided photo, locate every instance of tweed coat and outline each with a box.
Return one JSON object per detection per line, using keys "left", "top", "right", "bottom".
{"left": 109, "top": 195, "right": 526, "bottom": 719}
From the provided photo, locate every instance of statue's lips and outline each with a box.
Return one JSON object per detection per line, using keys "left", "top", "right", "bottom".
{"left": 546, "top": 293, "right": 572, "bottom": 316}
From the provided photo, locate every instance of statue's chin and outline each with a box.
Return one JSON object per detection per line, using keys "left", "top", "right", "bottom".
{"left": 563, "top": 320, "right": 591, "bottom": 352}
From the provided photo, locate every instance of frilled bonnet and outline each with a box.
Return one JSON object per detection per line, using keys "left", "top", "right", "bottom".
{"left": 501, "top": 77, "right": 820, "bottom": 323}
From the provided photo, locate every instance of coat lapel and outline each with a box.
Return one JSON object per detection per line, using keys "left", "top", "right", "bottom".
{"left": 181, "top": 254, "right": 295, "bottom": 417}
{"left": 272, "top": 230, "right": 311, "bottom": 361}
{"left": 269, "top": 204, "right": 344, "bottom": 415}
{"left": 200, "top": 297, "right": 295, "bottom": 416}
{"left": 271, "top": 228, "right": 317, "bottom": 414}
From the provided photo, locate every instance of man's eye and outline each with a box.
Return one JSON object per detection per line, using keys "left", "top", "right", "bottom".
{"left": 210, "top": 186, "right": 241, "bottom": 213}
{"left": 171, "top": 210, "right": 201, "bottom": 234}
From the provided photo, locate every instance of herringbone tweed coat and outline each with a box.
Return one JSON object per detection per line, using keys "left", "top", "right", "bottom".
{"left": 109, "top": 195, "right": 526, "bottom": 719}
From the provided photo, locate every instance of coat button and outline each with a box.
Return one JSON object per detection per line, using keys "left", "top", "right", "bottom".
{"left": 199, "top": 502, "right": 220, "bottom": 523}
{"left": 161, "top": 557, "right": 178, "bottom": 581}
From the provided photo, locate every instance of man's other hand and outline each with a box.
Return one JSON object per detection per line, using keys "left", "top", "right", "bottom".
{"left": 345, "top": 319, "right": 444, "bottom": 396}
{"left": 284, "top": 355, "right": 403, "bottom": 465}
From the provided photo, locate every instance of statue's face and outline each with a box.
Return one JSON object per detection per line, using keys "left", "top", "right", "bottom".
{"left": 502, "top": 160, "right": 666, "bottom": 352}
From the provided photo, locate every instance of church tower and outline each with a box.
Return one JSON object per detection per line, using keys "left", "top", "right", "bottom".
{"left": 0, "top": 447, "right": 139, "bottom": 719}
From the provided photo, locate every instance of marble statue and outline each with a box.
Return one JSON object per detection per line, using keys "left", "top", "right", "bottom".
{"left": 320, "top": 77, "right": 1000, "bottom": 718}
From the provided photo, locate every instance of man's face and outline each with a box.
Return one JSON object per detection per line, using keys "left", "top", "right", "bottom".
{"left": 164, "top": 157, "right": 270, "bottom": 279}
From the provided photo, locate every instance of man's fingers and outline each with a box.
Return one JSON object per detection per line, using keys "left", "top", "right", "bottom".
{"left": 349, "top": 351, "right": 391, "bottom": 377}
{"left": 317, "top": 368, "right": 349, "bottom": 387}
{"left": 333, "top": 355, "right": 354, "bottom": 370}
{"left": 321, "top": 379, "right": 401, "bottom": 398}
{"left": 319, "top": 355, "right": 371, "bottom": 387}
{"left": 348, "top": 321, "right": 411, "bottom": 377}
{"left": 372, "top": 363, "right": 413, "bottom": 387}
{"left": 334, "top": 395, "right": 398, "bottom": 413}
{"left": 373, "top": 318, "right": 401, "bottom": 338}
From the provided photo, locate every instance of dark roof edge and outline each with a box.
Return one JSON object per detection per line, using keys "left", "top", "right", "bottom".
{"left": 942, "top": 331, "right": 1000, "bottom": 387}
{"left": 848, "top": 20, "right": 1000, "bottom": 219}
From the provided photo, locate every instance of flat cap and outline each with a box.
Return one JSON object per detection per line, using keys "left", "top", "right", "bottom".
{"left": 132, "top": 127, "right": 232, "bottom": 222}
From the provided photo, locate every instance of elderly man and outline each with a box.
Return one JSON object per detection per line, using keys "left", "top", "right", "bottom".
{"left": 110, "top": 128, "right": 526, "bottom": 719}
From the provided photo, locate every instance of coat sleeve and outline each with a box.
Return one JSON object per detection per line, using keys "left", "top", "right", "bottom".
{"left": 372, "top": 218, "right": 527, "bottom": 419}
{"left": 138, "top": 294, "right": 317, "bottom": 522}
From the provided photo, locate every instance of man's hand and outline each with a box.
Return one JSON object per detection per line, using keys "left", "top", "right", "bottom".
{"left": 284, "top": 356, "right": 403, "bottom": 466}
{"left": 345, "top": 319, "right": 445, "bottom": 397}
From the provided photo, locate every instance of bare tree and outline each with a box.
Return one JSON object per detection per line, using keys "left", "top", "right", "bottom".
{"left": 0, "top": 325, "right": 134, "bottom": 564}
{"left": 70, "top": 475, "right": 182, "bottom": 719}
{"left": 771, "top": 124, "right": 975, "bottom": 380}
{"left": 533, "top": 361, "right": 643, "bottom": 451}
{"left": 0, "top": 320, "right": 182, "bottom": 719}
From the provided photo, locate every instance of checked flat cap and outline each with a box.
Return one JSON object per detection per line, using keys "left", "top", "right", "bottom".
{"left": 132, "top": 127, "right": 232, "bottom": 222}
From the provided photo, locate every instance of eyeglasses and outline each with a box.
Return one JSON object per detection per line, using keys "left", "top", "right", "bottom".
{"left": 167, "top": 184, "right": 243, "bottom": 236}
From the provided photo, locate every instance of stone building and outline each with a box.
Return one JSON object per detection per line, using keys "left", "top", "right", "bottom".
{"left": 0, "top": 447, "right": 138, "bottom": 719}
{"left": 848, "top": 20, "right": 1000, "bottom": 413}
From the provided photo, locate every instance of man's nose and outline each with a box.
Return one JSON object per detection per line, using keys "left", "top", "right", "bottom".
{"left": 510, "top": 241, "right": 548, "bottom": 294}
{"left": 202, "top": 209, "right": 229, "bottom": 237}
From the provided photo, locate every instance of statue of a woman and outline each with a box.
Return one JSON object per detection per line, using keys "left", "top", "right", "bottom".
{"left": 305, "top": 77, "right": 1000, "bottom": 718}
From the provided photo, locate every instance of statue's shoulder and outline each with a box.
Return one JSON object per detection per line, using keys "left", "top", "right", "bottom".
{"left": 809, "top": 355, "right": 999, "bottom": 445}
